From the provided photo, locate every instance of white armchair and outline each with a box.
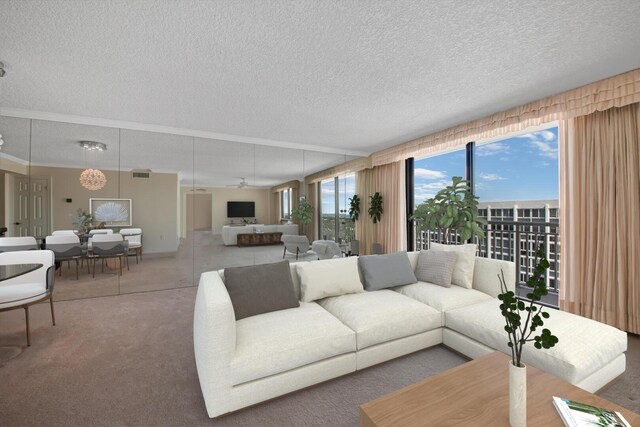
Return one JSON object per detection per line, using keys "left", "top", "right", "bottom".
{"left": 281, "top": 235, "right": 314, "bottom": 260}
{"left": 0, "top": 249, "right": 56, "bottom": 346}
{"left": 0, "top": 236, "right": 39, "bottom": 253}
{"left": 120, "top": 228, "right": 143, "bottom": 263}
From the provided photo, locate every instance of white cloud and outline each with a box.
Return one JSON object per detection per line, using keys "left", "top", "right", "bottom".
{"left": 530, "top": 140, "right": 558, "bottom": 159}
{"left": 414, "top": 168, "right": 445, "bottom": 179}
{"left": 479, "top": 172, "right": 505, "bottom": 181}
{"left": 476, "top": 142, "right": 510, "bottom": 157}
{"left": 539, "top": 130, "right": 556, "bottom": 141}
{"left": 414, "top": 180, "right": 450, "bottom": 204}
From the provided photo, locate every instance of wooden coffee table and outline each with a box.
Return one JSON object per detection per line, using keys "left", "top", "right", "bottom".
{"left": 360, "top": 352, "right": 639, "bottom": 426}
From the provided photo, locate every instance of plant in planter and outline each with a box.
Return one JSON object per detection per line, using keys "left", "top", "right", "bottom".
{"left": 291, "top": 198, "right": 313, "bottom": 234}
{"left": 368, "top": 192, "right": 383, "bottom": 223}
{"left": 70, "top": 208, "right": 93, "bottom": 233}
{"left": 411, "top": 176, "right": 486, "bottom": 244}
{"left": 348, "top": 194, "right": 360, "bottom": 222}
{"left": 368, "top": 192, "right": 383, "bottom": 253}
{"left": 498, "top": 245, "right": 559, "bottom": 426}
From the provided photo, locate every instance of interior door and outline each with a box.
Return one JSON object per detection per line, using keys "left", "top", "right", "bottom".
{"left": 186, "top": 193, "right": 212, "bottom": 231}
{"left": 13, "top": 176, "right": 50, "bottom": 238}
{"left": 12, "top": 176, "right": 30, "bottom": 236}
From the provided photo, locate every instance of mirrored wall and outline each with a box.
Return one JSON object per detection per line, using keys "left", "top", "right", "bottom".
{"left": 0, "top": 115, "right": 359, "bottom": 301}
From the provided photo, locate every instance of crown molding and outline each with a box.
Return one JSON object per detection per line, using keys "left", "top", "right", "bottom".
{"left": 0, "top": 108, "right": 370, "bottom": 157}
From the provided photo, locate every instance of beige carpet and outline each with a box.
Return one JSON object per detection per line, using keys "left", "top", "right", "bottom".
{"left": 0, "top": 287, "right": 638, "bottom": 426}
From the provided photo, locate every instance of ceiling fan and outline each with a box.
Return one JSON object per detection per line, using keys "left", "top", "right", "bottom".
{"left": 226, "top": 177, "right": 255, "bottom": 188}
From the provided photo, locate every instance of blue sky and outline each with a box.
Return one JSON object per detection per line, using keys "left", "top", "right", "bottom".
{"left": 319, "top": 127, "right": 559, "bottom": 213}
{"left": 414, "top": 127, "right": 559, "bottom": 204}
{"left": 321, "top": 174, "right": 356, "bottom": 215}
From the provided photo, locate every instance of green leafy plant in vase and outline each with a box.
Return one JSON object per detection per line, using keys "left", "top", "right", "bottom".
{"left": 348, "top": 194, "right": 360, "bottom": 222}
{"left": 368, "top": 192, "right": 383, "bottom": 223}
{"left": 291, "top": 198, "right": 313, "bottom": 234}
{"left": 410, "top": 176, "right": 486, "bottom": 244}
{"left": 498, "top": 245, "right": 559, "bottom": 427}
{"left": 70, "top": 208, "right": 93, "bottom": 233}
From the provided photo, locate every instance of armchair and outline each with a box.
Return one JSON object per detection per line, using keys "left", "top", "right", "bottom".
{"left": 0, "top": 249, "right": 56, "bottom": 346}
{"left": 281, "top": 235, "right": 314, "bottom": 260}
{"left": 45, "top": 234, "right": 87, "bottom": 280}
{"left": 0, "top": 236, "right": 38, "bottom": 253}
{"left": 120, "top": 228, "right": 142, "bottom": 264}
{"left": 89, "top": 234, "right": 128, "bottom": 278}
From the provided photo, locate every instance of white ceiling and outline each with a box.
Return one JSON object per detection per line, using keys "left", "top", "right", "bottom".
{"left": 1, "top": 1, "right": 640, "bottom": 185}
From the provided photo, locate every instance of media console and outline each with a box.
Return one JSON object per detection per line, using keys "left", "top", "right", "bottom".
{"left": 237, "top": 232, "right": 282, "bottom": 247}
{"left": 221, "top": 224, "right": 298, "bottom": 246}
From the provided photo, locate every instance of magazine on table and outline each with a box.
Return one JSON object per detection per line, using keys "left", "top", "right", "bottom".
{"left": 552, "top": 396, "right": 631, "bottom": 427}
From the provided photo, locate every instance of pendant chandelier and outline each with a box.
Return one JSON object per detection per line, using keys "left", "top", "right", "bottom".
{"left": 79, "top": 141, "right": 107, "bottom": 191}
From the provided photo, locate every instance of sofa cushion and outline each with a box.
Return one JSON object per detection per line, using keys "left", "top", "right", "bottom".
{"left": 231, "top": 302, "right": 356, "bottom": 385}
{"left": 414, "top": 250, "right": 457, "bottom": 287}
{"left": 445, "top": 299, "right": 628, "bottom": 384}
{"left": 317, "top": 290, "right": 441, "bottom": 350}
{"left": 357, "top": 251, "right": 417, "bottom": 291}
{"left": 430, "top": 243, "right": 477, "bottom": 289}
{"left": 394, "top": 281, "right": 492, "bottom": 320}
{"left": 297, "top": 257, "right": 363, "bottom": 302}
{"left": 224, "top": 260, "right": 299, "bottom": 320}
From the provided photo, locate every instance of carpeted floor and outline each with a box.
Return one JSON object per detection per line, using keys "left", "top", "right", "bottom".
{"left": 0, "top": 286, "right": 638, "bottom": 426}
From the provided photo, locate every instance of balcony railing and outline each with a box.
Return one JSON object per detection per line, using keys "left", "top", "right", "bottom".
{"left": 414, "top": 220, "right": 560, "bottom": 297}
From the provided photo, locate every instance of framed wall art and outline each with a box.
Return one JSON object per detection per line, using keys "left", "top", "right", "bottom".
{"left": 89, "top": 198, "right": 132, "bottom": 227}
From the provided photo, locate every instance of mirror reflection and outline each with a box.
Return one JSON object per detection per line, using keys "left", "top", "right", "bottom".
{"left": 0, "top": 115, "right": 360, "bottom": 301}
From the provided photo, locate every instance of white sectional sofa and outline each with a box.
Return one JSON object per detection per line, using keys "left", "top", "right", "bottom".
{"left": 193, "top": 250, "right": 627, "bottom": 418}
{"left": 221, "top": 224, "right": 299, "bottom": 246}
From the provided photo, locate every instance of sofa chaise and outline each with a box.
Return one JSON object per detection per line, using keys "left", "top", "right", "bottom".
{"left": 193, "top": 247, "right": 627, "bottom": 418}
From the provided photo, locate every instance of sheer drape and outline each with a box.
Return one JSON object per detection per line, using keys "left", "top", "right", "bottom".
{"left": 355, "top": 168, "right": 375, "bottom": 255}
{"left": 373, "top": 161, "right": 407, "bottom": 253}
{"left": 560, "top": 103, "right": 640, "bottom": 334}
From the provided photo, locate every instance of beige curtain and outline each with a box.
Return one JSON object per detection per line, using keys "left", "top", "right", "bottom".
{"left": 560, "top": 103, "right": 640, "bottom": 334}
{"left": 373, "top": 68, "right": 640, "bottom": 166}
{"left": 355, "top": 168, "right": 375, "bottom": 255}
{"left": 373, "top": 161, "right": 407, "bottom": 254}
{"left": 306, "top": 181, "right": 317, "bottom": 241}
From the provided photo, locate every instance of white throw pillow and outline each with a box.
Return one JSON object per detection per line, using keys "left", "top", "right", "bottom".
{"left": 429, "top": 242, "right": 476, "bottom": 289}
{"left": 296, "top": 257, "right": 364, "bottom": 302}
{"left": 415, "top": 250, "right": 457, "bottom": 287}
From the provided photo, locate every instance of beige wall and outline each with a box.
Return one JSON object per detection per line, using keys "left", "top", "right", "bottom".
{"left": 29, "top": 165, "right": 179, "bottom": 254}
{"left": 0, "top": 173, "right": 5, "bottom": 227}
{"left": 180, "top": 186, "right": 274, "bottom": 234}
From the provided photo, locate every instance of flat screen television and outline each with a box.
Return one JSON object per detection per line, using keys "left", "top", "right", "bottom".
{"left": 227, "top": 201, "right": 255, "bottom": 218}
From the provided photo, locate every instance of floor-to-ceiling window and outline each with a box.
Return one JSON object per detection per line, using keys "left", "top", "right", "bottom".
{"left": 475, "top": 126, "right": 560, "bottom": 297}
{"left": 411, "top": 125, "right": 560, "bottom": 303}
{"left": 318, "top": 173, "right": 355, "bottom": 243}
{"left": 281, "top": 188, "right": 291, "bottom": 221}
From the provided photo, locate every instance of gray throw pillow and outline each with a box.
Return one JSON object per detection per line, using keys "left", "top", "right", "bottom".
{"left": 358, "top": 251, "right": 417, "bottom": 291}
{"left": 415, "top": 250, "right": 457, "bottom": 288}
{"left": 224, "top": 260, "right": 299, "bottom": 320}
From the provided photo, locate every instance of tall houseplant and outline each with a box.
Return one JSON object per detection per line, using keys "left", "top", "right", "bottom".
{"left": 368, "top": 192, "right": 383, "bottom": 223}
{"left": 348, "top": 194, "right": 360, "bottom": 222}
{"left": 411, "top": 176, "right": 486, "bottom": 244}
{"left": 368, "top": 192, "right": 383, "bottom": 253}
{"left": 291, "top": 198, "right": 313, "bottom": 235}
{"left": 498, "top": 245, "right": 559, "bottom": 426}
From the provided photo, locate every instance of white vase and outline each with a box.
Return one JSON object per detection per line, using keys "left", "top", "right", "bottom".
{"left": 509, "top": 361, "right": 527, "bottom": 427}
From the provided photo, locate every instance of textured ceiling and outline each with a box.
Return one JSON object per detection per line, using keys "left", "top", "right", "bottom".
{"left": 1, "top": 1, "right": 640, "bottom": 184}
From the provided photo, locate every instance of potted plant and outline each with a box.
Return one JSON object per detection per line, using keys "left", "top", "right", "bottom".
{"left": 291, "top": 198, "right": 313, "bottom": 235}
{"left": 368, "top": 192, "right": 383, "bottom": 253}
{"left": 70, "top": 208, "right": 93, "bottom": 233}
{"left": 348, "top": 194, "right": 360, "bottom": 222}
{"left": 498, "top": 245, "right": 559, "bottom": 426}
{"left": 411, "top": 176, "right": 486, "bottom": 244}
{"left": 368, "top": 192, "right": 383, "bottom": 223}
